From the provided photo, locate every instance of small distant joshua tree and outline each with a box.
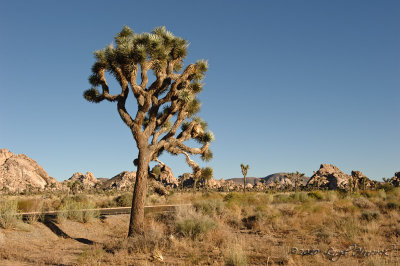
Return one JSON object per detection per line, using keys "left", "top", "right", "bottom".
{"left": 83, "top": 26, "right": 214, "bottom": 236}
{"left": 361, "top": 176, "right": 368, "bottom": 191}
{"left": 293, "top": 171, "right": 305, "bottom": 191}
{"left": 240, "top": 164, "right": 249, "bottom": 193}
{"left": 313, "top": 175, "right": 324, "bottom": 190}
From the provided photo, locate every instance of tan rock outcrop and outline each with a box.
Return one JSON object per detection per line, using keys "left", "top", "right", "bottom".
{"left": 155, "top": 164, "right": 178, "bottom": 188}
{"left": 101, "top": 171, "right": 136, "bottom": 190}
{"left": 0, "top": 149, "right": 60, "bottom": 193}
{"left": 64, "top": 172, "right": 98, "bottom": 189}
{"left": 307, "top": 164, "right": 349, "bottom": 190}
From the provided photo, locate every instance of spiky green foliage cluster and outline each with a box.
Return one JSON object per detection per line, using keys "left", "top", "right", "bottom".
{"left": 151, "top": 165, "right": 162, "bottom": 178}
{"left": 201, "top": 150, "right": 213, "bottom": 162}
{"left": 83, "top": 88, "right": 101, "bottom": 103}
{"left": 84, "top": 25, "right": 213, "bottom": 184}
{"left": 201, "top": 167, "right": 213, "bottom": 180}
{"left": 88, "top": 26, "right": 188, "bottom": 85}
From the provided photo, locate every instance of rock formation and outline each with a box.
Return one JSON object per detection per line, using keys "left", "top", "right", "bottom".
{"left": 100, "top": 171, "right": 136, "bottom": 190}
{"left": 389, "top": 172, "right": 400, "bottom": 187}
{"left": 154, "top": 164, "right": 179, "bottom": 188}
{"left": 0, "top": 149, "right": 60, "bottom": 193}
{"left": 350, "top": 171, "right": 374, "bottom": 191}
{"left": 64, "top": 172, "right": 98, "bottom": 190}
{"left": 307, "top": 164, "right": 349, "bottom": 190}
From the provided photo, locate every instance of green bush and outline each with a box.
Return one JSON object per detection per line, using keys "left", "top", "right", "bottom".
{"left": 307, "top": 191, "right": 324, "bottom": 200}
{"left": 377, "top": 183, "right": 394, "bottom": 192}
{"left": 290, "top": 192, "right": 310, "bottom": 203}
{"left": 58, "top": 197, "right": 99, "bottom": 223}
{"left": 0, "top": 199, "right": 20, "bottom": 229}
{"left": 194, "top": 199, "right": 225, "bottom": 217}
{"left": 224, "top": 192, "right": 265, "bottom": 206}
{"left": 114, "top": 193, "right": 132, "bottom": 207}
{"left": 386, "top": 201, "right": 400, "bottom": 210}
{"left": 273, "top": 193, "right": 291, "bottom": 203}
{"left": 17, "top": 198, "right": 43, "bottom": 223}
{"left": 175, "top": 207, "right": 217, "bottom": 240}
{"left": 361, "top": 211, "right": 380, "bottom": 222}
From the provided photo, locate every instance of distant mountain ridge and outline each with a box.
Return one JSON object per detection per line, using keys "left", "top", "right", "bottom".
{"left": 227, "top": 173, "right": 310, "bottom": 186}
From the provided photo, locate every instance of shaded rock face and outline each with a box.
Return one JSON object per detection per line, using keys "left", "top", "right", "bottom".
{"left": 350, "top": 171, "right": 374, "bottom": 190}
{"left": 390, "top": 172, "right": 400, "bottom": 187}
{"left": 178, "top": 173, "right": 223, "bottom": 189}
{"left": 263, "top": 173, "right": 309, "bottom": 189}
{"left": 101, "top": 171, "right": 136, "bottom": 190}
{"left": 307, "top": 164, "right": 349, "bottom": 190}
{"left": 155, "top": 164, "right": 178, "bottom": 188}
{"left": 0, "top": 149, "right": 59, "bottom": 193}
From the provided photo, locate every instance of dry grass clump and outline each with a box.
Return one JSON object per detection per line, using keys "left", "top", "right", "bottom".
{"left": 0, "top": 199, "right": 20, "bottom": 229}
{"left": 17, "top": 198, "right": 44, "bottom": 223}
{"left": 224, "top": 242, "right": 247, "bottom": 266}
{"left": 57, "top": 195, "right": 99, "bottom": 223}
{"left": 175, "top": 206, "right": 218, "bottom": 240}
{"left": 3, "top": 188, "right": 400, "bottom": 265}
{"left": 352, "top": 197, "right": 376, "bottom": 209}
{"left": 360, "top": 210, "right": 380, "bottom": 222}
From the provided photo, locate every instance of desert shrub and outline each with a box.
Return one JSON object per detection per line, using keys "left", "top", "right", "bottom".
{"left": 241, "top": 215, "right": 259, "bottom": 230}
{"left": 352, "top": 197, "right": 375, "bottom": 209}
{"left": 273, "top": 193, "right": 292, "bottom": 203}
{"left": 385, "top": 201, "right": 400, "bottom": 210}
{"left": 194, "top": 199, "right": 225, "bottom": 217}
{"left": 58, "top": 197, "right": 99, "bottom": 223}
{"left": 290, "top": 191, "right": 310, "bottom": 203}
{"left": 278, "top": 205, "right": 297, "bottom": 216}
{"left": 225, "top": 243, "right": 247, "bottom": 266}
{"left": 17, "top": 198, "right": 43, "bottom": 223}
{"left": 224, "top": 192, "right": 270, "bottom": 207}
{"left": 78, "top": 247, "right": 106, "bottom": 265}
{"left": 307, "top": 191, "right": 324, "bottom": 200}
{"left": 114, "top": 193, "right": 132, "bottom": 207}
{"left": 378, "top": 189, "right": 387, "bottom": 200}
{"left": 325, "top": 191, "right": 338, "bottom": 202}
{"left": 360, "top": 190, "right": 377, "bottom": 198}
{"left": 0, "top": 199, "right": 20, "bottom": 229}
{"left": 360, "top": 210, "right": 380, "bottom": 222}
{"left": 333, "top": 199, "right": 357, "bottom": 213}
{"left": 175, "top": 207, "right": 217, "bottom": 240}
{"left": 377, "top": 183, "right": 394, "bottom": 192}
{"left": 334, "top": 218, "right": 360, "bottom": 239}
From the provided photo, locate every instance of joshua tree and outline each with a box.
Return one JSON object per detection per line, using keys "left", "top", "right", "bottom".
{"left": 347, "top": 176, "right": 354, "bottom": 193}
{"left": 240, "top": 164, "right": 249, "bottom": 193}
{"left": 292, "top": 171, "right": 305, "bottom": 191}
{"left": 361, "top": 176, "right": 368, "bottom": 191}
{"left": 313, "top": 175, "right": 324, "bottom": 190}
{"left": 83, "top": 26, "right": 214, "bottom": 236}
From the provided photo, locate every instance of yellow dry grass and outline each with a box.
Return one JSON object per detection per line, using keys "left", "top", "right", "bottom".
{"left": 0, "top": 189, "right": 399, "bottom": 265}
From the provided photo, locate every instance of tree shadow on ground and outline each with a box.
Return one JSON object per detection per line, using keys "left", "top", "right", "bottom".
{"left": 40, "top": 217, "right": 96, "bottom": 245}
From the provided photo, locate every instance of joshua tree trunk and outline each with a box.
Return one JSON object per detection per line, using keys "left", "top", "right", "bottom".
{"left": 243, "top": 175, "right": 247, "bottom": 193}
{"left": 128, "top": 149, "right": 150, "bottom": 236}
{"left": 193, "top": 179, "right": 197, "bottom": 192}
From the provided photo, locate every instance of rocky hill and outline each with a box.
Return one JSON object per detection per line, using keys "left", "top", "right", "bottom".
{"left": 227, "top": 173, "right": 310, "bottom": 188}
{"left": 0, "top": 149, "right": 60, "bottom": 193}
{"left": 264, "top": 173, "right": 309, "bottom": 187}
{"left": 226, "top": 177, "right": 261, "bottom": 185}
{"left": 100, "top": 171, "right": 136, "bottom": 190}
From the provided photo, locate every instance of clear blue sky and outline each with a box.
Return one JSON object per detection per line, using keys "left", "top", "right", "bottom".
{"left": 1, "top": 0, "right": 399, "bottom": 181}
